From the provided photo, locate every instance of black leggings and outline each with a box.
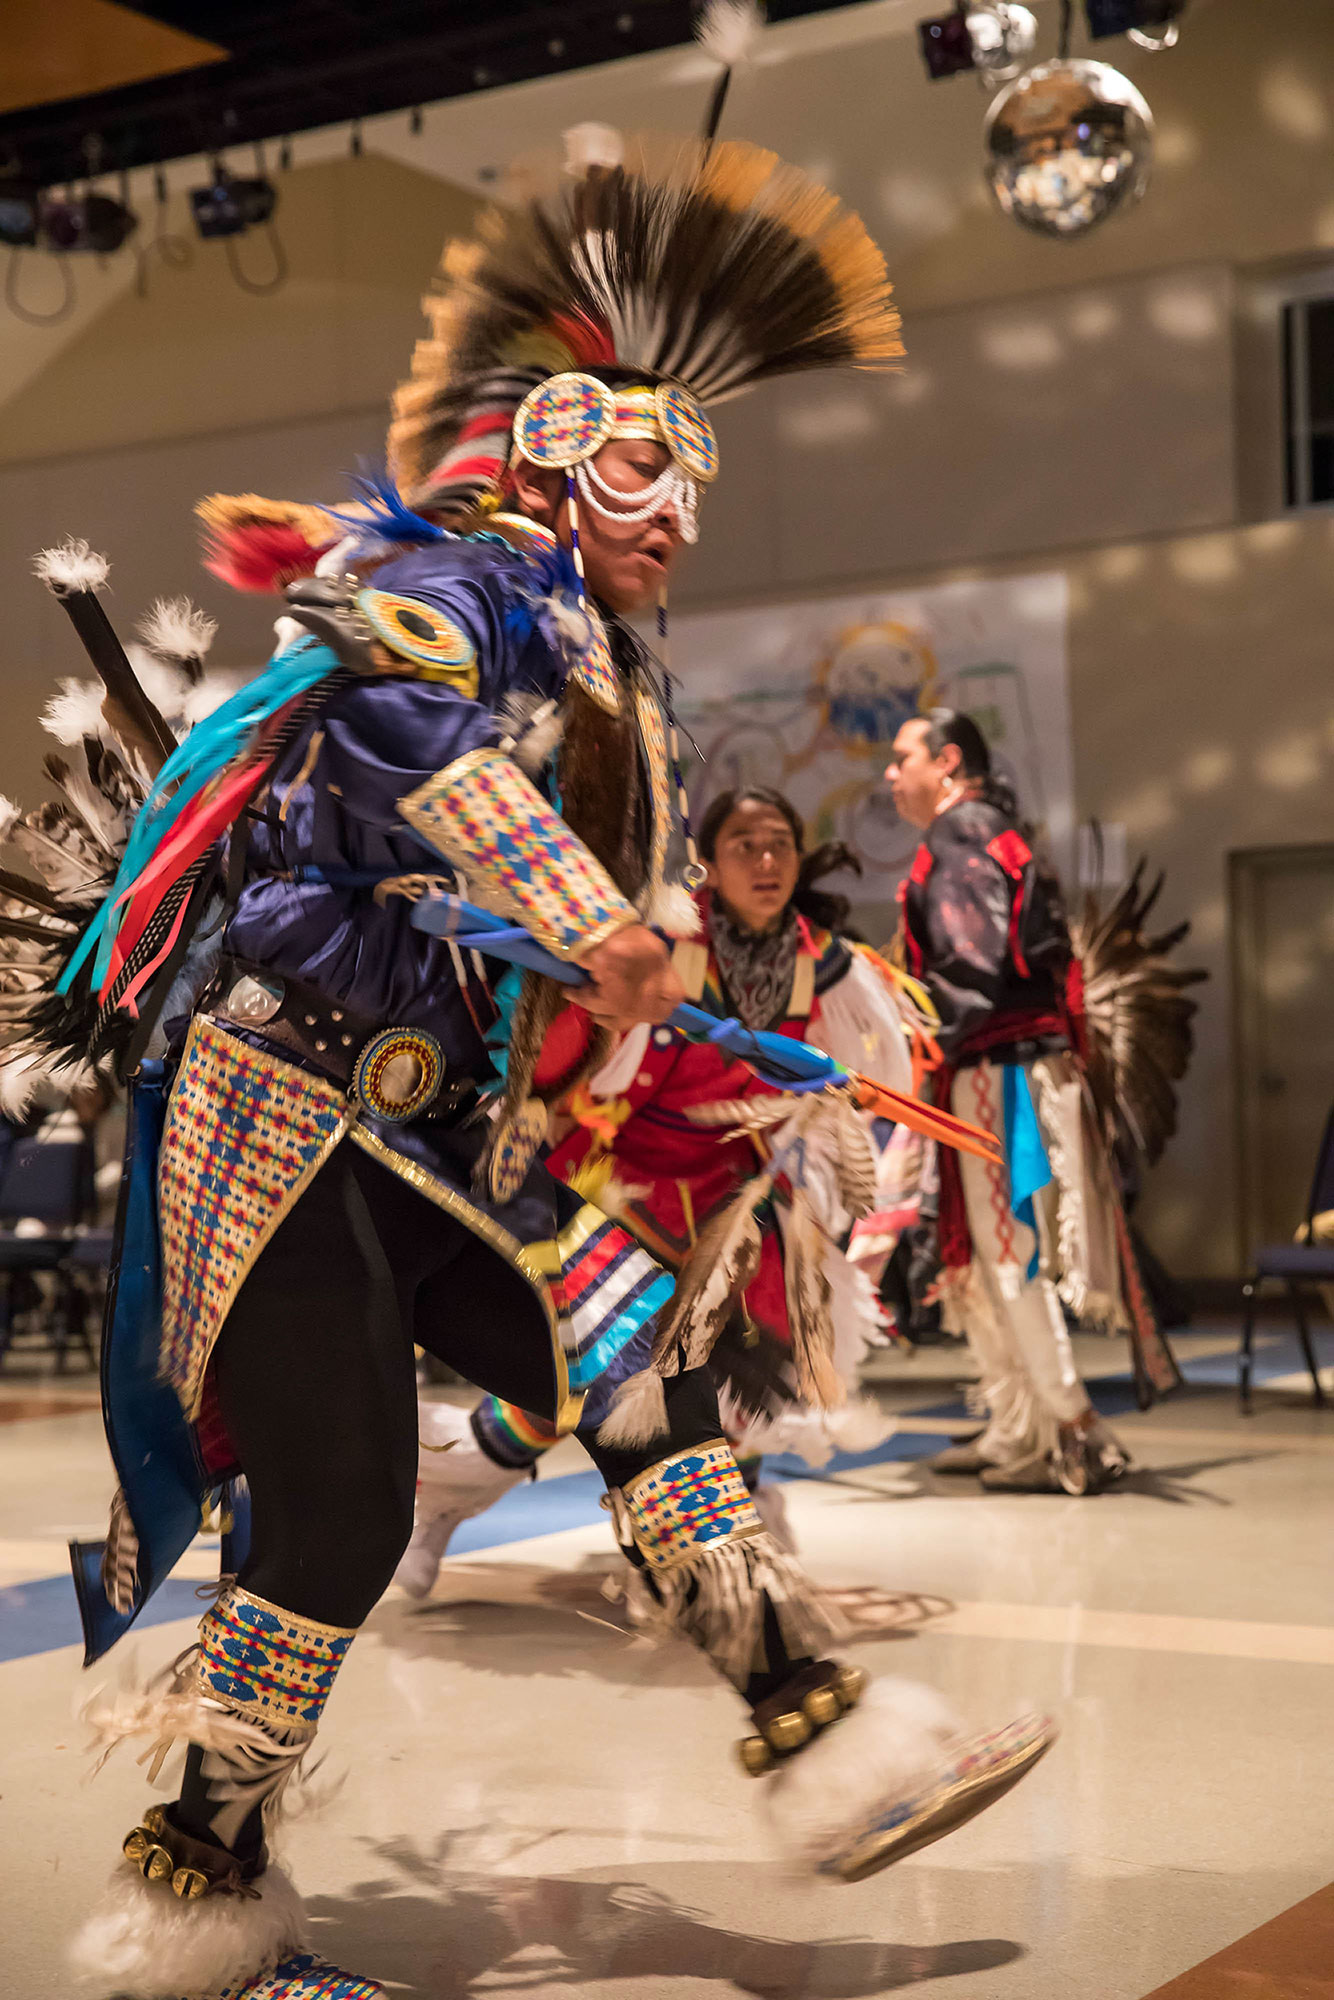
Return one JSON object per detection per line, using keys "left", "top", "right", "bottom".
{"left": 212, "top": 1138, "right": 722, "bottom": 1629}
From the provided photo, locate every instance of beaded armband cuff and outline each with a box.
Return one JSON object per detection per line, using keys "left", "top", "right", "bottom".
{"left": 196, "top": 1583, "right": 356, "bottom": 1729}
{"left": 399, "top": 746, "right": 638, "bottom": 962}
{"left": 621, "top": 1437, "right": 764, "bottom": 1572}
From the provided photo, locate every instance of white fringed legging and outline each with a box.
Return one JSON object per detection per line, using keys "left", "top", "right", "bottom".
{"left": 950, "top": 1060, "right": 1090, "bottom": 1465}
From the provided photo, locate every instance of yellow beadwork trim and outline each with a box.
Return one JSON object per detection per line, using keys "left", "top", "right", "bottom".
{"left": 522, "top": 1199, "right": 606, "bottom": 1278}
{"left": 346, "top": 1124, "right": 575, "bottom": 1426}
{"left": 214, "top": 1581, "right": 359, "bottom": 1643}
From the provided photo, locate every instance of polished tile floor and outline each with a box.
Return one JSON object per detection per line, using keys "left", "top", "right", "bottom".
{"left": 3, "top": 1323, "right": 1334, "bottom": 1998}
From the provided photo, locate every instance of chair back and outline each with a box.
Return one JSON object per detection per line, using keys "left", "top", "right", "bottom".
{"left": 0, "top": 1135, "right": 93, "bottom": 1228}
{"left": 1305, "top": 1103, "right": 1334, "bottom": 1234}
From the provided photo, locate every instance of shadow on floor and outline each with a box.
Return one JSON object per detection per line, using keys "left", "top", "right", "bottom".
{"left": 306, "top": 1837, "right": 1025, "bottom": 1997}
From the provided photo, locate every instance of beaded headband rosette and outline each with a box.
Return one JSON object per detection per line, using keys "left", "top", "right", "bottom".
{"left": 510, "top": 373, "right": 718, "bottom": 544}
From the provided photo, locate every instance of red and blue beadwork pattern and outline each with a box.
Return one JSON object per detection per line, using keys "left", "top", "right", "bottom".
{"left": 351, "top": 1026, "right": 445, "bottom": 1122}
{"left": 400, "top": 746, "right": 637, "bottom": 959}
{"left": 211, "top": 1950, "right": 384, "bottom": 1998}
{"left": 623, "top": 1438, "right": 763, "bottom": 1571}
{"left": 197, "top": 1584, "right": 355, "bottom": 1729}
{"left": 656, "top": 382, "right": 719, "bottom": 482}
{"left": 513, "top": 372, "right": 617, "bottom": 469}
{"left": 159, "top": 1019, "right": 350, "bottom": 1415}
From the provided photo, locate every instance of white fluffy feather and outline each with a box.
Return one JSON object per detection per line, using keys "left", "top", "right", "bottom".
{"left": 0, "top": 795, "right": 19, "bottom": 847}
{"left": 564, "top": 122, "right": 625, "bottom": 173}
{"left": 69, "top": 1859, "right": 306, "bottom": 1997}
{"left": 137, "top": 594, "right": 218, "bottom": 664}
{"left": 33, "top": 538, "right": 110, "bottom": 594}
{"left": 695, "top": 0, "right": 766, "bottom": 69}
{"left": 764, "top": 1675, "right": 966, "bottom": 1871}
{"left": 497, "top": 691, "right": 565, "bottom": 776}
{"left": 645, "top": 880, "right": 701, "bottom": 938}
{"left": 0, "top": 1048, "right": 89, "bottom": 1118}
{"left": 180, "top": 668, "right": 252, "bottom": 729}
{"left": 42, "top": 677, "right": 109, "bottom": 747}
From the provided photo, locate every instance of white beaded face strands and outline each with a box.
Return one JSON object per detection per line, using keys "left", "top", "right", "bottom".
{"left": 574, "top": 453, "right": 700, "bottom": 542}
{"left": 510, "top": 370, "right": 719, "bottom": 888}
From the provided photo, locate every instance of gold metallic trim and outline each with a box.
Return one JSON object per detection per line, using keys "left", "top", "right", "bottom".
{"left": 171, "top": 1017, "right": 353, "bottom": 1420}
{"left": 346, "top": 1123, "right": 574, "bottom": 1425}
{"left": 523, "top": 1198, "right": 606, "bottom": 1278}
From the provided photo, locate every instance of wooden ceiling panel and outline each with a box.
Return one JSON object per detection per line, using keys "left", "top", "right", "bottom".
{"left": 0, "top": 0, "right": 225, "bottom": 119}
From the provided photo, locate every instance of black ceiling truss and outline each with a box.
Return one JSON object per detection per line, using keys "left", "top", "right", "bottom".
{"left": 0, "top": 1, "right": 868, "bottom": 192}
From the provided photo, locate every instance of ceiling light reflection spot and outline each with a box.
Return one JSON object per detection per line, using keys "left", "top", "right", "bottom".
{"left": 1255, "top": 733, "right": 1323, "bottom": 790}
{"left": 879, "top": 171, "right": 959, "bottom": 236}
{"left": 978, "top": 317, "right": 1063, "bottom": 371}
{"left": 1169, "top": 536, "right": 1237, "bottom": 584}
{"left": 1259, "top": 64, "right": 1329, "bottom": 144}
{"left": 1147, "top": 283, "right": 1220, "bottom": 342}
{"left": 1067, "top": 296, "right": 1120, "bottom": 342}
{"left": 779, "top": 391, "right": 877, "bottom": 448}
{"left": 1094, "top": 543, "right": 1144, "bottom": 583}
{"left": 1181, "top": 746, "right": 1233, "bottom": 794}
{"left": 1112, "top": 779, "right": 1175, "bottom": 836}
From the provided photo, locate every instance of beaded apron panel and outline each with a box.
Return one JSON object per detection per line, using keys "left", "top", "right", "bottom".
{"left": 622, "top": 1438, "right": 763, "bottom": 1571}
{"left": 159, "top": 1016, "right": 351, "bottom": 1417}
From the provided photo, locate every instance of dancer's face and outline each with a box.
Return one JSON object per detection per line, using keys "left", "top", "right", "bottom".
{"left": 705, "top": 799, "right": 802, "bottom": 935}
{"left": 885, "top": 718, "right": 959, "bottom": 829}
{"left": 510, "top": 441, "right": 686, "bottom": 614}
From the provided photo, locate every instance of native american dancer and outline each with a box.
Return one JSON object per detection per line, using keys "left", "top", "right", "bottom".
{"left": 885, "top": 708, "right": 1195, "bottom": 1496}
{"left": 0, "top": 124, "right": 1054, "bottom": 2000}
{"left": 395, "top": 784, "right": 935, "bottom": 1596}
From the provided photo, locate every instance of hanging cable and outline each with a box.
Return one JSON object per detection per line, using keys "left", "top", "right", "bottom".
{"left": 5, "top": 247, "right": 76, "bottom": 325}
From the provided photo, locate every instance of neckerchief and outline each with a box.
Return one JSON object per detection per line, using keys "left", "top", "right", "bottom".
{"left": 707, "top": 899, "right": 800, "bottom": 1031}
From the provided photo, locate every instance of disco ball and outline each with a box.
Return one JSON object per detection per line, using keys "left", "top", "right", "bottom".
{"left": 983, "top": 58, "right": 1154, "bottom": 238}
{"left": 966, "top": 3, "right": 1039, "bottom": 84}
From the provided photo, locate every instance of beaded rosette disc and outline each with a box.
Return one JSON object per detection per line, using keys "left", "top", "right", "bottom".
{"left": 358, "top": 589, "right": 479, "bottom": 687}
{"left": 656, "top": 382, "right": 719, "bottom": 482}
{"left": 513, "top": 372, "right": 618, "bottom": 469}
{"left": 351, "top": 1027, "right": 446, "bottom": 1122}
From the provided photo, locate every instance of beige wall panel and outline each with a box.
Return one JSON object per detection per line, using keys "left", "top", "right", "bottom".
{"left": 681, "top": 265, "right": 1236, "bottom": 599}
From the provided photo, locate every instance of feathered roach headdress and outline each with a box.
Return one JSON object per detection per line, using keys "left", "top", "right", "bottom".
{"left": 387, "top": 125, "right": 903, "bottom": 524}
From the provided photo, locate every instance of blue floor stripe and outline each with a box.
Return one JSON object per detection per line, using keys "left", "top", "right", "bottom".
{"left": 0, "top": 1331, "right": 1309, "bottom": 1666}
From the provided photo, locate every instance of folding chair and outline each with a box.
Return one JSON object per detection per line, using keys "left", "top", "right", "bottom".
{"left": 0, "top": 1130, "right": 98, "bottom": 1372}
{"left": 1239, "top": 1104, "right": 1334, "bottom": 1411}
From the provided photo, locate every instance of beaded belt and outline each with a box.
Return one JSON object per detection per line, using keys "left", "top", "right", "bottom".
{"left": 209, "top": 958, "right": 476, "bottom": 1123}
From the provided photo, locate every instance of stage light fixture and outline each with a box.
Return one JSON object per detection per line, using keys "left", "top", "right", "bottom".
{"left": 1084, "top": 0, "right": 1185, "bottom": 40}
{"left": 918, "top": 8, "right": 976, "bottom": 80}
{"left": 0, "top": 181, "right": 39, "bottom": 247}
{"left": 189, "top": 163, "right": 278, "bottom": 240}
{"left": 918, "top": 3, "right": 1037, "bottom": 83}
{"left": 39, "top": 191, "right": 138, "bottom": 253}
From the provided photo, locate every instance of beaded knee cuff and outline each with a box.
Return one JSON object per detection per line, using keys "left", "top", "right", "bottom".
{"left": 119, "top": 1585, "right": 357, "bottom": 1894}
{"left": 620, "top": 1438, "right": 763, "bottom": 1568}
{"left": 196, "top": 1583, "right": 356, "bottom": 1727}
{"left": 614, "top": 1440, "right": 835, "bottom": 1691}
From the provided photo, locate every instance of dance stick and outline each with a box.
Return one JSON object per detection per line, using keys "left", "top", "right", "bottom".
{"left": 408, "top": 891, "right": 1002, "bottom": 1166}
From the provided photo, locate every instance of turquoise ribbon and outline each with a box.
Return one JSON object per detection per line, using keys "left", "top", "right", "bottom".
{"left": 1002, "top": 1063, "right": 1052, "bottom": 1280}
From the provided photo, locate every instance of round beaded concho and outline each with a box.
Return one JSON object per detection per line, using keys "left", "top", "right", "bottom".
{"left": 351, "top": 1027, "right": 446, "bottom": 1122}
